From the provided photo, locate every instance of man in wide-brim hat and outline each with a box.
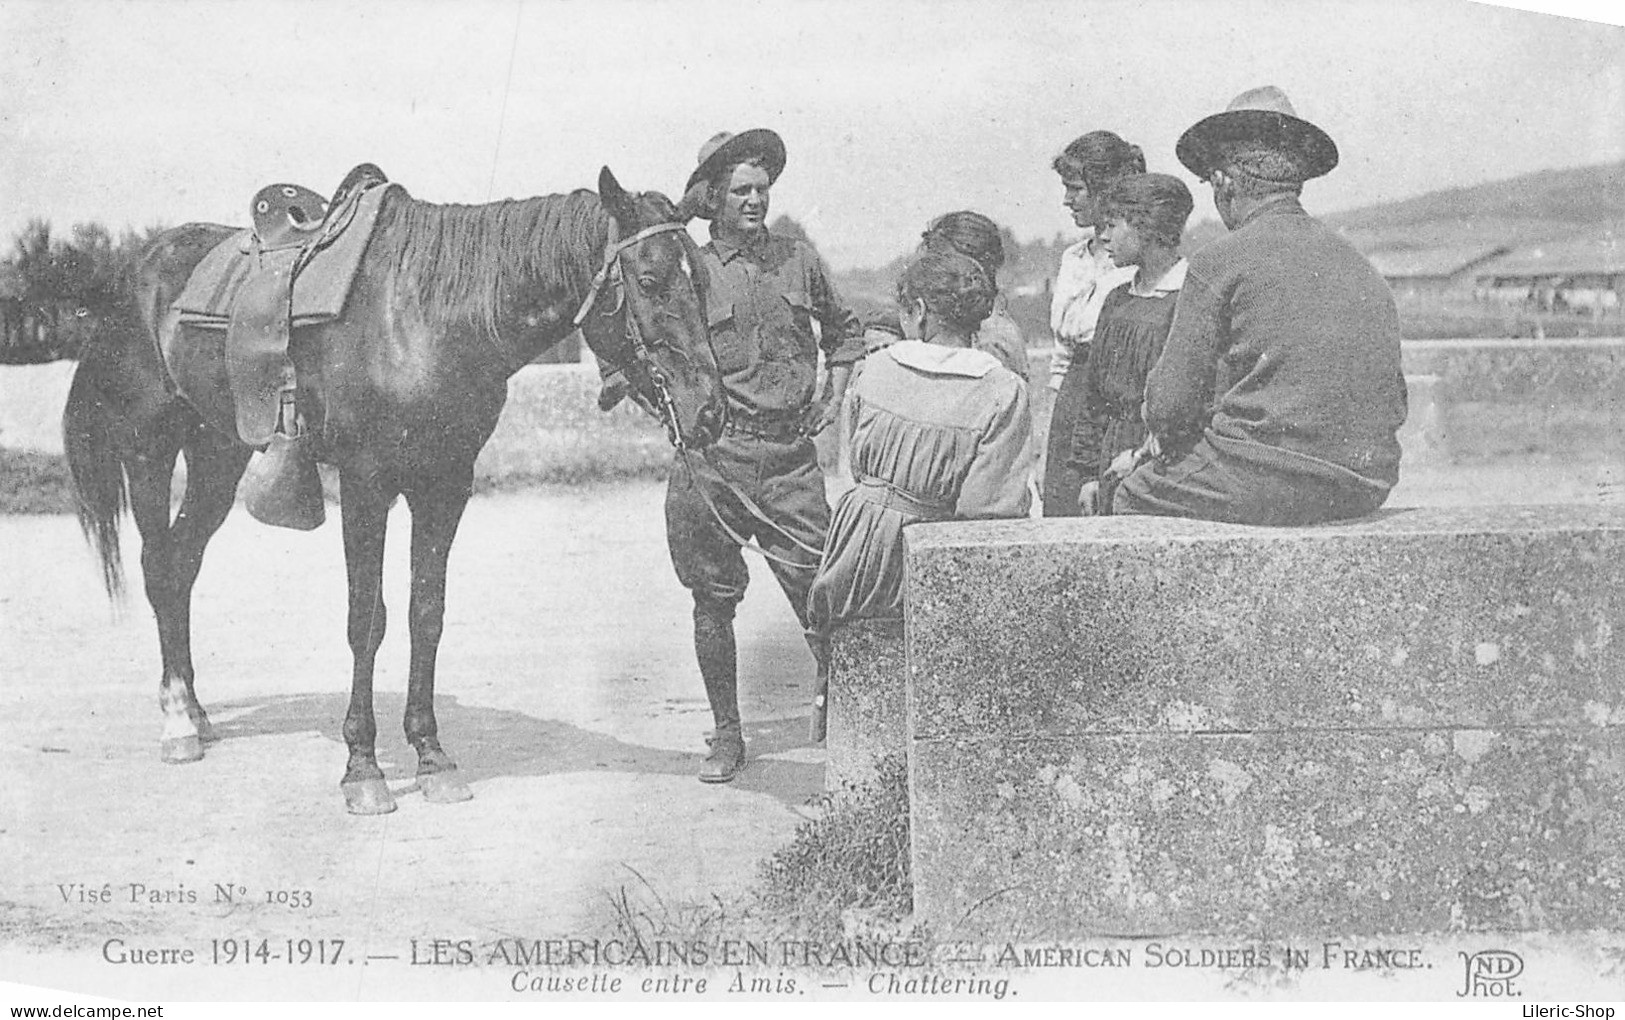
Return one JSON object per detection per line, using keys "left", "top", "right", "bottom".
{"left": 683, "top": 128, "right": 787, "bottom": 214}
{"left": 1174, "top": 84, "right": 1339, "bottom": 189}
{"left": 1113, "top": 86, "right": 1408, "bottom": 525}
{"left": 658, "top": 127, "right": 862, "bottom": 783}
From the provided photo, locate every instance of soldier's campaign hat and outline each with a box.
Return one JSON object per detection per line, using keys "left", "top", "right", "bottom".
{"left": 1175, "top": 85, "right": 1339, "bottom": 182}
{"left": 685, "top": 128, "right": 787, "bottom": 201}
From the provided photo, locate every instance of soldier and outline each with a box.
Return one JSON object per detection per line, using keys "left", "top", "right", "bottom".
{"left": 1116, "top": 87, "right": 1407, "bottom": 525}
{"left": 667, "top": 128, "right": 863, "bottom": 782}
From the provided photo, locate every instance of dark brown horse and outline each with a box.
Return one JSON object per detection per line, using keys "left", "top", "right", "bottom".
{"left": 63, "top": 168, "right": 723, "bottom": 814}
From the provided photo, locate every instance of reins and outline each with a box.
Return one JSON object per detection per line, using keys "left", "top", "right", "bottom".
{"left": 573, "top": 220, "right": 693, "bottom": 450}
{"left": 577, "top": 217, "right": 827, "bottom": 573}
{"left": 677, "top": 446, "right": 827, "bottom": 570}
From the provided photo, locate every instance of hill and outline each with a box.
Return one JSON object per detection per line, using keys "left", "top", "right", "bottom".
{"left": 1325, "top": 161, "right": 1625, "bottom": 251}
{"left": 820, "top": 162, "right": 1625, "bottom": 342}
{"left": 1327, "top": 161, "right": 1625, "bottom": 231}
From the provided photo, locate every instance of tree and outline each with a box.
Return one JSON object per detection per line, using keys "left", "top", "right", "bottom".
{"left": 59, "top": 222, "right": 122, "bottom": 309}
{"left": 12, "top": 220, "right": 61, "bottom": 311}
{"left": 769, "top": 214, "right": 813, "bottom": 246}
{"left": 998, "top": 225, "right": 1023, "bottom": 276}
{"left": 1, "top": 218, "right": 159, "bottom": 360}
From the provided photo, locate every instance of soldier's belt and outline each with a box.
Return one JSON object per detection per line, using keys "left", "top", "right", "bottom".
{"left": 724, "top": 414, "right": 805, "bottom": 442}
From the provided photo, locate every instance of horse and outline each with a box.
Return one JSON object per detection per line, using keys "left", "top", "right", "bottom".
{"left": 62, "top": 167, "right": 724, "bottom": 814}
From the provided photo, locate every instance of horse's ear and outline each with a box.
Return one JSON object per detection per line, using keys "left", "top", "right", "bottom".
{"left": 598, "top": 167, "right": 636, "bottom": 227}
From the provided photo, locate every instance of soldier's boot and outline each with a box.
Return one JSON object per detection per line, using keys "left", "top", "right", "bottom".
{"left": 695, "top": 597, "right": 746, "bottom": 783}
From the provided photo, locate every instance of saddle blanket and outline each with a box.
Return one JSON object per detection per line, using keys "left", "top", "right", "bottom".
{"left": 174, "top": 182, "right": 396, "bottom": 328}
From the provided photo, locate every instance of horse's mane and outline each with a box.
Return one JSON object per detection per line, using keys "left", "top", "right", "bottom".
{"left": 376, "top": 187, "right": 609, "bottom": 340}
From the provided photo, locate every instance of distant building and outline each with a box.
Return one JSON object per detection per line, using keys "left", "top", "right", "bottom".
{"left": 1473, "top": 235, "right": 1624, "bottom": 314}
{"left": 1365, "top": 244, "right": 1510, "bottom": 297}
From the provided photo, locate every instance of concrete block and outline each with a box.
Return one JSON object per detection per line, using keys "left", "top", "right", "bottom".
{"left": 1401, "top": 338, "right": 1624, "bottom": 461}
{"left": 826, "top": 617, "right": 906, "bottom": 790}
{"left": 1399, "top": 338, "right": 1624, "bottom": 406}
{"left": 904, "top": 506, "right": 1625, "bottom": 936}
{"left": 1398, "top": 374, "right": 1444, "bottom": 464}
{"left": 906, "top": 508, "right": 1625, "bottom": 739}
{"left": 0, "top": 360, "right": 76, "bottom": 455}
{"left": 912, "top": 728, "right": 1624, "bottom": 938}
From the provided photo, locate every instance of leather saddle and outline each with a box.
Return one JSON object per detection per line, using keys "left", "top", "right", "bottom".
{"left": 251, "top": 184, "right": 328, "bottom": 251}
{"left": 177, "top": 163, "right": 391, "bottom": 445}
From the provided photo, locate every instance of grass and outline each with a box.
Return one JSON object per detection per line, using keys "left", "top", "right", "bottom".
{"left": 1441, "top": 403, "right": 1624, "bottom": 462}
{"left": 1393, "top": 293, "right": 1623, "bottom": 341}
{"left": 753, "top": 753, "right": 915, "bottom": 941}
{"left": 471, "top": 437, "right": 675, "bottom": 492}
{"left": 0, "top": 449, "right": 76, "bottom": 514}
{"left": 0, "top": 442, "right": 675, "bottom": 515}
{"left": 601, "top": 754, "right": 922, "bottom": 950}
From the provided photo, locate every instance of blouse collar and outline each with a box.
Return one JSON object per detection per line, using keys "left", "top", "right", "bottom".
{"left": 886, "top": 339, "right": 1000, "bottom": 378}
{"left": 1127, "top": 258, "right": 1188, "bottom": 297}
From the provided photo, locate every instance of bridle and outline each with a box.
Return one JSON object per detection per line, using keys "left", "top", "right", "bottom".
{"left": 573, "top": 217, "right": 823, "bottom": 573}
{"left": 571, "top": 220, "right": 695, "bottom": 451}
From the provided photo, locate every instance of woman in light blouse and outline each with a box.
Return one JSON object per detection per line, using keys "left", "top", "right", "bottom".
{"left": 1042, "top": 130, "right": 1145, "bottom": 516}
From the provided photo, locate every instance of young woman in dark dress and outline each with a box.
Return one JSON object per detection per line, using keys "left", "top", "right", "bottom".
{"left": 1070, "top": 173, "right": 1194, "bottom": 514}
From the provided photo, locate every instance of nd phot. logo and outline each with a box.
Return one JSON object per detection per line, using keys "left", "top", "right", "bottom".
{"left": 1458, "top": 949, "right": 1523, "bottom": 997}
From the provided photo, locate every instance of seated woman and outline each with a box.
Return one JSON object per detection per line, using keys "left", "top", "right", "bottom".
{"left": 807, "top": 251, "right": 1032, "bottom": 632}
{"left": 920, "top": 211, "right": 1030, "bottom": 382}
{"left": 1069, "top": 173, "right": 1194, "bottom": 514}
{"left": 860, "top": 309, "right": 905, "bottom": 356}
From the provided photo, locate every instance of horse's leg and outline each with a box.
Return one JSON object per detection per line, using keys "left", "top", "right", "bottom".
{"left": 164, "top": 428, "right": 252, "bottom": 744}
{"left": 402, "top": 470, "right": 474, "bottom": 804}
{"left": 338, "top": 467, "right": 396, "bottom": 815}
{"left": 123, "top": 427, "right": 196, "bottom": 763}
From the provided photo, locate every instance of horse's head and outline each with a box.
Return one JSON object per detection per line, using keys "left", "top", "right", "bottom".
{"left": 581, "top": 167, "right": 725, "bottom": 450}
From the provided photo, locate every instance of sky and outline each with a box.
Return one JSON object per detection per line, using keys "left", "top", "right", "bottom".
{"left": 0, "top": 0, "right": 1621, "bottom": 269}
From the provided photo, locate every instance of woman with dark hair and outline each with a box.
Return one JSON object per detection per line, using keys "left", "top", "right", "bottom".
{"left": 1070, "top": 173, "right": 1194, "bottom": 514}
{"left": 808, "top": 250, "right": 1031, "bottom": 629}
{"left": 920, "top": 210, "right": 1029, "bottom": 382}
{"left": 1043, "top": 130, "right": 1145, "bottom": 516}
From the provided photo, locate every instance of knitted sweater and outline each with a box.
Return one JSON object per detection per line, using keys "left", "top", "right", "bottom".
{"left": 1144, "top": 195, "right": 1407, "bottom": 487}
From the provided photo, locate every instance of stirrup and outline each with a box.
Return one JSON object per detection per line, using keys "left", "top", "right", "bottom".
{"left": 243, "top": 391, "right": 325, "bottom": 532}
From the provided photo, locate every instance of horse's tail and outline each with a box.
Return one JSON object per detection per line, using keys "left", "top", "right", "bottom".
{"left": 63, "top": 320, "right": 133, "bottom": 599}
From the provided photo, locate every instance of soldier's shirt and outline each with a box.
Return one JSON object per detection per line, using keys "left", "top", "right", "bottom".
{"left": 701, "top": 231, "right": 863, "bottom": 422}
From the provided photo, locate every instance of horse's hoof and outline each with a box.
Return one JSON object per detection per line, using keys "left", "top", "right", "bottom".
{"left": 419, "top": 770, "right": 473, "bottom": 804}
{"left": 341, "top": 779, "right": 397, "bottom": 815}
{"left": 160, "top": 736, "right": 204, "bottom": 764}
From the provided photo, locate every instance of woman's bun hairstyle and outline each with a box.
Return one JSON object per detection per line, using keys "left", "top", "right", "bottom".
{"left": 896, "top": 250, "right": 997, "bottom": 333}
{"left": 921, "top": 210, "right": 1005, "bottom": 278}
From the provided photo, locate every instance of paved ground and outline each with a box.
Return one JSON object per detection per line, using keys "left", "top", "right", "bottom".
{"left": 1, "top": 461, "right": 1620, "bottom": 1000}
{"left": 1, "top": 482, "right": 830, "bottom": 999}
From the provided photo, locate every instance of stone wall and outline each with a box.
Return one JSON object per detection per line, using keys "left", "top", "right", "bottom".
{"left": 473, "top": 364, "right": 673, "bottom": 485}
{"left": 1018, "top": 338, "right": 1624, "bottom": 467}
{"left": 1398, "top": 338, "right": 1625, "bottom": 404}
{"left": 901, "top": 508, "right": 1625, "bottom": 937}
{"left": 1399, "top": 339, "right": 1625, "bottom": 461}
{"left": 825, "top": 618, "right": 907, "bottom": 791}
{"left": 5, "top": 339, "right": 1618, "bottom": 474}
{"left": 0, "top": 361, "right": 675, "bottom": 486}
